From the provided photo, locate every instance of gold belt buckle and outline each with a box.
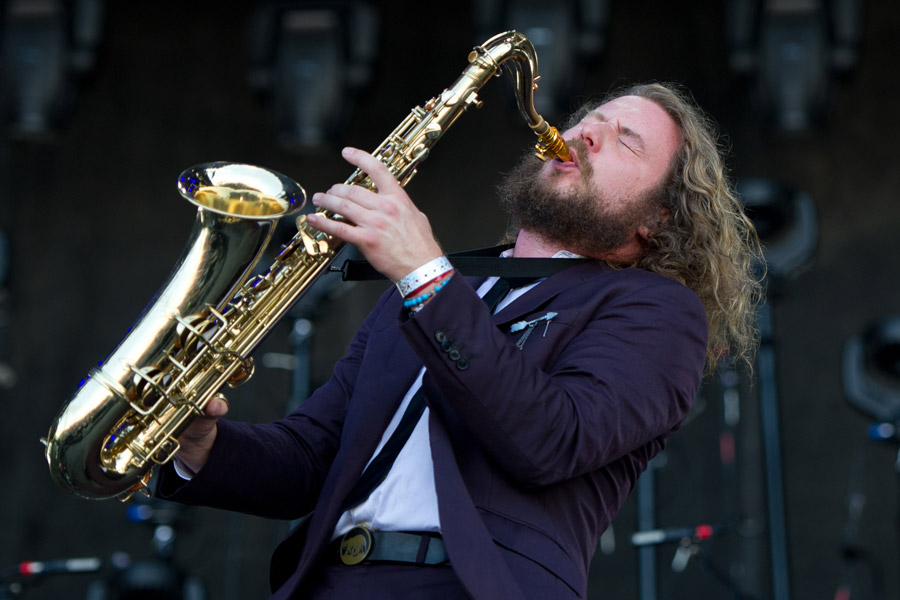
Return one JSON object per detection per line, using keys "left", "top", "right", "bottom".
{"left": 339, "top": 526, "right": 374, "bottom": 565}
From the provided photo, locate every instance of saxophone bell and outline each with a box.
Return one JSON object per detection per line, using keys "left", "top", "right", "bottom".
{"left": 180, "top": 162, "right": 306, "bottom": 218}
{"left": 45, "top": 163, "right": 306, "bottom": 500}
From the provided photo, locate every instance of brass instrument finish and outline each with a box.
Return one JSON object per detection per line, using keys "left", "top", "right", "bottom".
{"left": 44, "top": 31, "right": 571, "bottom": 500}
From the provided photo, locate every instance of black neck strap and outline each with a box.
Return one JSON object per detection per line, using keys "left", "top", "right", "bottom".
{"left": 333, "top": 244, "right": 589, "bottom": 282}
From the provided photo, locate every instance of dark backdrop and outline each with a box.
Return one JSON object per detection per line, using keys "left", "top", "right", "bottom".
{"left": 2, "top": 2, "right": 899, "bottom": 599}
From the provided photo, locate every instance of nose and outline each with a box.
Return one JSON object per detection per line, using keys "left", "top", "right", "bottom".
{"left": 575, "top": 120, "right": 614, "bottom": 152}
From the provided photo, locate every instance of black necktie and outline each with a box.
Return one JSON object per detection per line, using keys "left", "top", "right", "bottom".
{"left": 340, "top": 387, "right": 427, "bottom": 512}
{"left": 481, "top": 276, "right": 541, "bottom": 313}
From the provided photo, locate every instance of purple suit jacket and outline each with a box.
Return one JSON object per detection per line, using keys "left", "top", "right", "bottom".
{"left": 158, "top": 260, "right": 707, "bottom": 599}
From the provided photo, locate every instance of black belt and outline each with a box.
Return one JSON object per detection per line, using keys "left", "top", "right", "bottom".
{"left": 328, "top": 526, "right": 449, "bottom": 566}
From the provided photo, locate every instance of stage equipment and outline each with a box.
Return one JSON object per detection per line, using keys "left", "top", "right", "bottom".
{"left": 43, "top": 31, "right": 571, "bottom": 501}
{"left": 474, "top": 0, "right": 610, "bottom": 116}
{"left": 840, "top": 318, "right": 900, "bottom": 600}
{"left": 246, "top": 1, "right": 379, "bottom": 149}
{"left": 84, "top": 499, "right": 206, "bottom": 600}
{"left": 1, "top": 556, "right": 102, "bottom": 598}
{"left": 0, "top": 230, "right": 13, "bottom": 390}
{"left": 843, "top": 317, "right": 900, "bottom": 428}
{"left": 741, "top": 178, "right": 816, "bottom": 600}
{"left": 1, "top": 0, "right": 104, "bottom": 137}
{"left": 725, "top": 0, "right": 863, "bottom": 131}
{"left": 738, "top": 177, "right": 817, "bottom": 286}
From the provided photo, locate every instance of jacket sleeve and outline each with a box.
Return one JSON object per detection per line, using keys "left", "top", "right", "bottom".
{"left": 398, "top": 270, "right": 707, "bottom": 487}
{"left": 155, "top": 286, "right": 394, "bottom": 519}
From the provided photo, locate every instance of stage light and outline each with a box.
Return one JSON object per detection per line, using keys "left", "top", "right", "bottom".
{"left": 759, "top": 9, "right": 831, "bottom": 132}
{"left": 247, "top": 1, "right": 379, "bottom": 150}
{"left": 0, "top": 0, "right": 104, "bottom": 138}
{"left": 725, "top": 0, "right": 864, "bottom": 132}
{"left": 737, "top": 177, "right": 817, "bottom": 288}
{"left": 1, "top": 0, "right": 69, "bottom": 137}
{"left": 843, "top": 318, "right": 900, "bottom": 428}
{"left": 473, "top": 0, "right": 610, "bottom": 117}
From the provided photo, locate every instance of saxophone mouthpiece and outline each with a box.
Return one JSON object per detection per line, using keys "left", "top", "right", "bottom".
{"left": 554, "top": 140, "right": 573, "bottom": 162}
{"left": 534, "top": 125, "right": 572, "bottom": 162}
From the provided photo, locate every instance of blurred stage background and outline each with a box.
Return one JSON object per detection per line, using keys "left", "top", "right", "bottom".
{"left": 1, "top": 1, "right": 899, "bottom": 598}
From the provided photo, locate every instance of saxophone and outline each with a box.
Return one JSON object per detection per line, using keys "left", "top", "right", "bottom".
{"left": 44, "top": 30, "right": 571, "bottom": 500}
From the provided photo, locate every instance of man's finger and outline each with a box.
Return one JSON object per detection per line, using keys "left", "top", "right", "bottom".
{"left": 311, "top": 188, "right": 373, "bottom": 223}
{"left": 342, "top": 147, "right": 402, "bottom": 194}
{"left": 322, "top": 184, "right": 380, "bottom": 210}
{"left": 205, "top": 394, "right": 230, "bottom": 418}
{"left": 305, "top": 212, "right": 365, "bottom": 247}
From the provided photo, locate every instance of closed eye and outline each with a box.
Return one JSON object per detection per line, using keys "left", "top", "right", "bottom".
{"left": 618, "top": 136, "right": 642, "bottom": 156}
{"left": 618, "top": 127, "right": 645, "bottom": 155}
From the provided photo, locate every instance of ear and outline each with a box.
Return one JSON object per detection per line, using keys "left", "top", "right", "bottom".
{"left": 637, "top": 206, "right": 671, "bottom": 241}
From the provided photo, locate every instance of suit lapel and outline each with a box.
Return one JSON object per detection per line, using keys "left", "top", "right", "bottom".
{"left": 339, "top": 331, "right": 422, "bottom": 472}
{"left": 327, "top": 317, "right": 422, "bottom": 498}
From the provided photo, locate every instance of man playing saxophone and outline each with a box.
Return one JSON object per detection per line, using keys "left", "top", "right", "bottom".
{"left": 158, "top": 82, "right": 760, "bottom": 599}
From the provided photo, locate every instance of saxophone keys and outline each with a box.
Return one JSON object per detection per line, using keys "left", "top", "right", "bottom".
{"left": 117, "top": 471, "right": 154, "bottom": 503}
{"left": 295, "top": 215, "right": 323, "bottom": 256}
{"left": 302, "top": 234, "right": 319, "bottom": 256}
{"left": 463, "top": 91, "right": 483, "bottom": 109}
{"left": 226, "top": 355, "right": 255, "bottom": 388}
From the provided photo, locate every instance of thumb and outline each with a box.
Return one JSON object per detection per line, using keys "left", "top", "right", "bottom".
{"left": 181, "top": 393, "right": 229, "bottom": 443}
{"left": 175, "top": 393, "right": 229, "bottom": 474}
{"left": 204, "top": 394, "right": 230, "bottom": 418}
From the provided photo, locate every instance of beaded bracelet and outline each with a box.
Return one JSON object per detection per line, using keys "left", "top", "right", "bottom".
{"left": 403, "top": 277, "right": 449, "bottom": 309}
{"left": 396, "top": 256, "right": 453, "bottom": 298}
{"left": 405, "top": 269, "right": 453, "bottom": 299}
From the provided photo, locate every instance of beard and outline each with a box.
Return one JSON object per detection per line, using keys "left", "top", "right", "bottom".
{"left": 497, "top": 140, "right": 659, "bottom": 258}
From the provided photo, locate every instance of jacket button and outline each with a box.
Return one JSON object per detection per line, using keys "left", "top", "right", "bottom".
{"left": 435, "top": 330, "right": 446, "bottom": 343}
{"left": 448, "top": 349, "right": 461, "bottom": 361}
{"left": 441, "top": 339, "right": 452, "bottom": 352}
{"left": 456, "top": 358, "right": 469, "bottom": 370}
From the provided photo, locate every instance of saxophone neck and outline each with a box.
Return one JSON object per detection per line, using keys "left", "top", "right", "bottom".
{"left": 472, "top": 31, "right": 571, "bottom": 162}
{"left": 473, "top": 31, "right": 541, "bottom": 123}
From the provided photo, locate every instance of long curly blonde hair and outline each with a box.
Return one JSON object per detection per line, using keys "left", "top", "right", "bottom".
{"left": 568, "top": 83, "right": 763, "bottom": 371}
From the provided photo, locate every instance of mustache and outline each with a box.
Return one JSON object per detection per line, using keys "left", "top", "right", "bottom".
{"left": 567, "top": 139, "right": 593, "bottom": 183}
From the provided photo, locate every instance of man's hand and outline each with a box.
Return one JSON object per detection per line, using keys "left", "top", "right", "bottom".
{"left": 175, "top": 394, "right": 229, "bottom": 476}
{"left": 306, "top": 147, "right": 444, "bottom": 282}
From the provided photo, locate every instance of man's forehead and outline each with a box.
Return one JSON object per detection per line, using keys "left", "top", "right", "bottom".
{"left": 585, "top": 95, "right": 658, "bottom": 120}
{"left": 586, "top": 96, "right": 680, "bottom": 142}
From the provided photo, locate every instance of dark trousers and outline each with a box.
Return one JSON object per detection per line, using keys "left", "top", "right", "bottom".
{"left": 301, "top": 563, "right": 470, "bottom": 599}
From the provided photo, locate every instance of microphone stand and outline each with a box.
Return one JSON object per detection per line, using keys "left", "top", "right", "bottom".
{"left": 631, "top": 520, "right": 757, "bottom": 599}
